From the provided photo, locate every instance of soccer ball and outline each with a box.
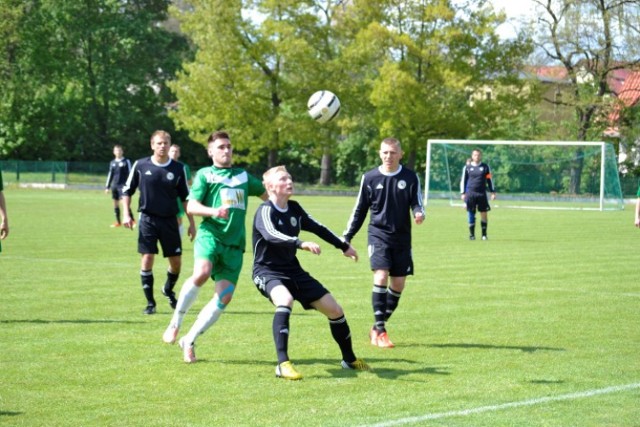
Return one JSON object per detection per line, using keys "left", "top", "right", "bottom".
{"left": 307, "top": 90, "right": 341, "bottom": 124}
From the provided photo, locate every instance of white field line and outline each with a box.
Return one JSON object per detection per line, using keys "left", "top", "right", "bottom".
{"left": 359, "top": 383, "right": 640, "bottom": 427}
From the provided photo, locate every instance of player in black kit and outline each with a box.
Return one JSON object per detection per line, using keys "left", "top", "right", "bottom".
{"left": 252, "top": 166, "right": 370, "bottom": 380}
{"left": 122, "top": 130, "right": 196, "bottom": 314}
{"left": 343, "top": 137, "right": 425, "bottom": 349}
{"left": 105, "top": 144, "right": 133, "bottom": 227}
{"left": 460, "top": 148, "right": 496, "bottom": 241}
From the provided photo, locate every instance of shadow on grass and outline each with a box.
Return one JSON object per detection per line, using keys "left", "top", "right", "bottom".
{"left": 0, "top": 319, "right": 144, "bottom": 324}
{"left": 426, "top": 342, "right": 565, "bottom": 353}
{"left": 208, "top": 357, "right": 450, "bottom": 380}
{"left": 0, "top": 411, "right": 23, "bottom": 417}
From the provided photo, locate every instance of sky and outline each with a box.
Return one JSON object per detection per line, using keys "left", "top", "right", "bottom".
{"left": 488, "top": 0, "right": 538, "bottom": 39}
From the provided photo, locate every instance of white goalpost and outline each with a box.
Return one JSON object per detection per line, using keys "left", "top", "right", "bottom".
{"left": 425, "top": 139, "right": 624, "bottom": 211}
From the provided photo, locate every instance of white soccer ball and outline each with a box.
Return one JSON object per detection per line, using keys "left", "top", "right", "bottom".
{"left": 307, "top": 90, "right": 341, "bottom": 124}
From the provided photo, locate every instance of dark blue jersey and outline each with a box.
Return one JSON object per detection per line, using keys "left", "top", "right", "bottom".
{"left": 460, "top": 162, "right": 495, "bottom": 195}
{"left": 105, "top": 157, "right": 132, "bottom": 189}
{"left": 343, "top": 165, "right": 424, "bottom": 247}
{"left": 252, "top": 199, "right": 348, "bottom": 274}
{"left": 122, "top": 157, "right": 189, "bottom": 217}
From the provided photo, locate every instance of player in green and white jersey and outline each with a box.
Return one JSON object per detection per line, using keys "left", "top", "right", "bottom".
{"left": 163, "top": 130, "right": 267, "bottom": 363}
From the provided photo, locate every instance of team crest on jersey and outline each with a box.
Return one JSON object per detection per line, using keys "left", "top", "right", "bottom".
{"left": 166, "top": 172, "right": 175, "bottom": 180}
{"left": 290, "top": 217, "right": 297, "bottom": 227}
{"left": 398, "top": 180, "right": 407, "bottom": 190}
{"left": 118, "top": 162, "right": 124, "bottom": 167}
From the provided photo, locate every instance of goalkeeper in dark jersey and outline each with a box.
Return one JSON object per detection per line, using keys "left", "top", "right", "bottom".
{"left": 252, "top": 166, "right": 370, "bottom": 380}
{"left": 343, "top": 137, "right": 425, "bottom": 349}
{"left": 460, "top": 148, "right": 496, "bottom": 241}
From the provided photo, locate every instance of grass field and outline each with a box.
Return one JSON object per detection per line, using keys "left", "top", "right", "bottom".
{"left": 1, "top": 188, "right": 639, "bottom": 426}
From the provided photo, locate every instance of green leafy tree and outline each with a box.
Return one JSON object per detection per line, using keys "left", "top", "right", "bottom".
{"left": 530, "top": 0, "right": 640, "bottom": 193}
{"left": 168, "top": 0, "right": 349, "bottom": 184}
{"left": 0, "top": 0, "right": 189, "bottom": 161}
{"left": 338, "top": 0, "right": 532, "bottom": 171}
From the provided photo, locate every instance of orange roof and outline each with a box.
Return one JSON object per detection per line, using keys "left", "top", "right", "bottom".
{"left": 607, "top": 71, "right": 640, "bottom": 134}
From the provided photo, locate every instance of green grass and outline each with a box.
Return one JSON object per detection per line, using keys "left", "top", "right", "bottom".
{"left": 1, "top": 189, "right": 638, "bottom": 426}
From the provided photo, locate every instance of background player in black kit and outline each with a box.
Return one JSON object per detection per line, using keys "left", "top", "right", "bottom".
{"left": 252, "top": 166, "right": 370, "bottom": 380}
{"left": 343, "top": 137, "right": 425, "bottom": 349}
{"left": 122, "top": 130, "right": 196, "bottom": 314}
{"left": 460, "top": 148, "right": 496, "bottom": 241}
{"left": 105, "top": 144, "right": 133, "bottom": 228}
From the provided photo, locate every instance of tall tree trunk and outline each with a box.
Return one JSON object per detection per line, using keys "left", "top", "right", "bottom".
{"left": 320, "top": 149, "right": 332, "bottom": 186}
{"left": 268, "top": 149, "right": 277, "bottom": 168}
{"left": 406, "top": 150, "right": 417, "bottom": 171}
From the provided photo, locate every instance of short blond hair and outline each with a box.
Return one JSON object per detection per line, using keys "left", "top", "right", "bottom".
{"left": 150, "top": 130, "right": 171, "bottom": 143}
{"left": 262, "top": 165, "right": 289, "bottom": 193}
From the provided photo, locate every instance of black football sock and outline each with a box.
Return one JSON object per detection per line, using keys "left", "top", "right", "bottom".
{"left": 384, "top": 288, "right": 402, "bottom": 322}
{"left": 140, "top": 270, "right": 155, "bottom": 306}
{"left": 481, "top": 221, "right": 488, "bottom": 237}
{"left": 114, "top": 207, "right": 121, "bottom": 224}
{"left": 164, "top": 270, "right": 179, "bottom": 293}
{"left": 469, "top": 224, "right": 475, "bottom": 237}
{"left": 372, "top": 285, "right": 387, "bottom": 332}
{"left": 273, "top": 306, "right": 291, "bottom": 364}
{"left": 329, "top": 315, "right": 356, "bottom": 363}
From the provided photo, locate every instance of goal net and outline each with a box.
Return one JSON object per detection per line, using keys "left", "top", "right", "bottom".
{"left": 425, "top": 139, "right": 624, "bottom": 211}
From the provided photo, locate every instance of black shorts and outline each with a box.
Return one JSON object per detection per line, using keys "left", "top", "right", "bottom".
{"left": 137, "top": 213, "right": 182, "bottom": 257}
{"left": 253, "top": 268, "right": 329, "bottom": 310}
{"left": 111, "top": 186, "right": 124, "bottom": 200}
{"left": 368, "top": 240, "right": 414, "bottom": 277}
{"left": 465, "top": 192, "right": 491, "bottom": 213}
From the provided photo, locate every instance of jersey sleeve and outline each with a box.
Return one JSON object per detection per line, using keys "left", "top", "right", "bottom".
{"left": 460, "top": 165, "right": 468, "bottom": 194}
{"left": 411, "top": 172, "right": 426, "bottom": 217}
{"left": 121, "top": 160, "right": 139, "bottom": 197}
{"left": 176, "top": 162, "right": 190, "bottom": 201}
{"left": 105, "top": 163, "right": 114, "bottom": 188}
{"left": 248, "top": 173, "right": 266, "bottom": 197}
{"left": 297, "top": 202, "right": 348, "bottom": 250}
{"left": 485, "top": 164, "right": 495, "bottom": 193}
{"left": 343, "top": 174, "right": 370, "bottom": 242}
{"left": 188, "top": 168, "right": 207, "bottom": 202}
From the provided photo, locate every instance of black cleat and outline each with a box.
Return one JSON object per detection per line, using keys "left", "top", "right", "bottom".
{"left": 143, "top": 304, "right": 156, "bottom": 315}
{"left": 162, "top": 287, "right": 177, "bottom": 309}
{"left": 469, "top": 235, "right": 476, "bottom": 241}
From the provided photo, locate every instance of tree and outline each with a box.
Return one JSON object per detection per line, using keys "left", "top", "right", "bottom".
{"left": 0, "top": 0, "right": 189, "bottom": 161}
{"left": 337, "top": 0, "right": 532, "bottom": 171}
{"left": 168, "top": 0, "right": 349, "bottom": 184}
{"left": 531, "top": 0, "right": 640, "bottom": 193}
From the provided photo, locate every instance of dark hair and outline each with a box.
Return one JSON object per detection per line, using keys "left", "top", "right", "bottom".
{"left": 208, "top": 131, "right": 230, "bottom": 144}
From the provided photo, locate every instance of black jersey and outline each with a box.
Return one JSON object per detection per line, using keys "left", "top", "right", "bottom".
{"left": 252, "top": 199, "right": 349, "bottom": 274}
{"left": 105, "top": 157, "right": 132, "bottom": 189}
{"left": 122, "top": 157, "right": 189, "bottom": 218}
{"left": 460, "top": 162, "right": 495, "bottom": 195}
{"left": 343, "top": 165, "right": 424, "bottom": 247}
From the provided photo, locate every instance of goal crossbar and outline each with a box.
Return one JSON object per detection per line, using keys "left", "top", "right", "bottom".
{"left": 425, "top": 139, "right": 622, "bottom": 211}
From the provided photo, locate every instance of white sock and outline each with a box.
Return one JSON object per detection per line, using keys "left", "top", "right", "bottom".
{"left": 182, "top": 297, "right": 225, "bottom": 345}
{"left": 171, "top": 280, "right": 201, "bottom": 328}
